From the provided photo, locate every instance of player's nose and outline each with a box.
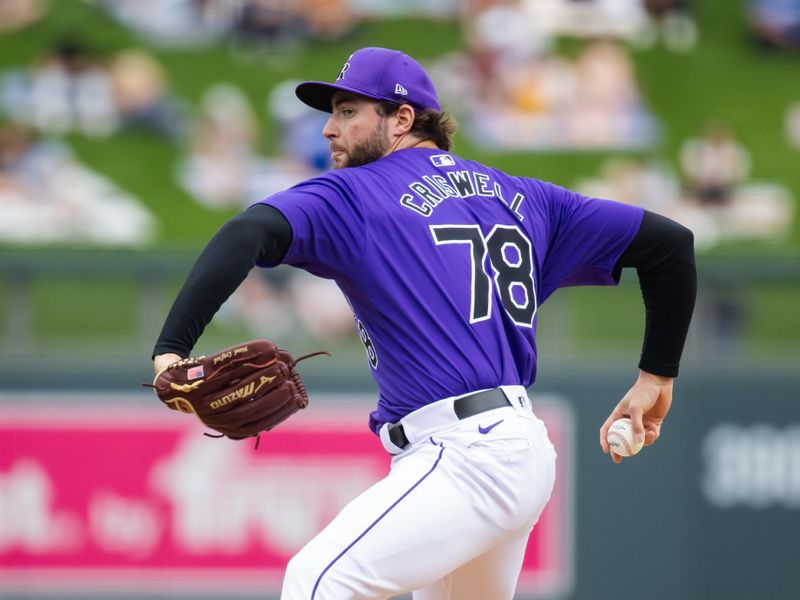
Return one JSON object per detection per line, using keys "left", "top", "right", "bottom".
{"left": 322, "top": 116, "right": 337, "bottom": 139}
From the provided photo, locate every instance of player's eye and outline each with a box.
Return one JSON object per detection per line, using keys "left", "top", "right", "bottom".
{"left": 341, "top": 107, "right": 354, "bottom": 117}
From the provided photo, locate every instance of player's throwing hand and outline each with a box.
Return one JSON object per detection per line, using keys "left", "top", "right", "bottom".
{"left": 599, "top": 370, "right": 673, "bottom": 463}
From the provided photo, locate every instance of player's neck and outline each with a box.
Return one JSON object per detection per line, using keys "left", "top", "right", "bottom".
{"left": 385, "top": 134, "right": 438, "bottom": 157}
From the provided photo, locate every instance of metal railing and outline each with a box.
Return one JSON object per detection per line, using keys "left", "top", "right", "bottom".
{"left": 1, "top": 249, "right": 799, "bottom": 386}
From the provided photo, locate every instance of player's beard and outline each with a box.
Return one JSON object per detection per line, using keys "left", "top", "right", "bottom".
{"left": 339, "top": 119, "right": 390, "bottom": 169}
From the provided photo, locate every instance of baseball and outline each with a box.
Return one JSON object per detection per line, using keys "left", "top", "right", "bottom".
{"left": 606, "top": 417, "right": 644, "bottom": 457}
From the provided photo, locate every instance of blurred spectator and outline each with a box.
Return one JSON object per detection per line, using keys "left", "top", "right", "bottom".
{"left": 0, "top": 122, "right": 46, "bottom": 194}
{"left": 576, "top": 156, "right": 680, "bottom": 212}
{"left": 177, "top": 82, "right": 317, "bottom": 208}
{"left": 677, "top": 123, "right": 793, "bottom": 245}
{"left": 576, "top": 143, "right": 794, "bottom": 250}
{"left": 528, "top": 0, "right": 648, "bottom": 40}
{"left": 232, "top": 0, "right": 354, "bottom": 48}
{"left": 267, "top": 79, "right": 331, "bottom": 172}
{"left": 0, "top": 42, "right": 185, "bottom": 140}
{"left": 177, "top": 83, "right": 260, "bottom": 208}
{"left": 217, "top": 269, "right": 296, "bottom": 337}
{"left": 679, "top": 122, "right": 751, "bottom": 206}
{"left": 299, "top": 0, "right": 354, "bottom": 40}
{"left": 217, "top": 268, "right": 354, "bottom": 344}
{"left": 109, "top": 49, "right": 186, "bottom": 140}
{"left": 459, "top": 0, "right": 560, "bottom": 107}
{"left": 101, "top": 0, "right": 353, "bottom": 49}
{"left": 288, "top": 273, "right": 356, "bottom": 341}
{"left": 439, "top": 33, "right": 658, "bottom": 151}
{"left": 233, "top": 0, "right": 308, "bottom": 47}
{"left": 0, "top": 0, "right": 48, "bottom": 32}
{"left": 101, "top": 0, "right": 237, "bottom": 47}
{"left": 464, "top": 0, "right": 553, "bottom": 65}
{"left": 0, "top": 122, "right": 155, "bottom": 245}
{"left": 640, "top": 0, "right": 698, "bottom": 52}
{"left": 748, "top": 0, "right": 800, "bottom": 50}
{"left": 572, "top": 40, "right": 645, "bottom": 146}
{"left": 0, "top": 38, "right": 118, "bottom": 137}
{"left": 348, "top": 0, "right": 456, "bottom": 17}
{"left": 575, "top": 155, "right": 721, "bottom": 249}
{"left": 785, "top": 101, "right": 800, "bottom": 149}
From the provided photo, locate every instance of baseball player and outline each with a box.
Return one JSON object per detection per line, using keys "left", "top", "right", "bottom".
{"left": 153, "top": 47, "right": 696, "bottom": 599}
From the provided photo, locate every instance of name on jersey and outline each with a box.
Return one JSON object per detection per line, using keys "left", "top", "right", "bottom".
{"left": 399, "top": 170, "right": 525, "bottom": 220}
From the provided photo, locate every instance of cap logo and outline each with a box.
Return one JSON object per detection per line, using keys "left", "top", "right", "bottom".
{"left": 337, "top": 62, "right": 350, "bottom": 81}
{"left": 394, "top": 83, "right": 408, "bottom": 96}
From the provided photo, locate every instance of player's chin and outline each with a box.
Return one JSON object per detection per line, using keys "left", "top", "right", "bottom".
{"left": 331, "top": 153, "right": 347, "bottom": 169}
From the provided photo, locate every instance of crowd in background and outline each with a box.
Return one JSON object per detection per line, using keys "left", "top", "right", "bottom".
{"left": 1, "top": 0, "right": 798, "bottom": 341}
{"left": 748, "top": 0, "right": 800, "bottom": 50}
{"left": 176, "top": 80, "right": 329, "bottom": 209}
{"left": 0, "top": 122, "right": 155, "bottom": 245}
{"left": 433, "top": 37, "right": 659, "bottom": 151}
{"left": 575, "top": 122, "right": 794, "bottom": 250}
{"left": 101, "top": 0, "right": 356, "bottom": 49}
{"left": 0, "top": 39, "right": 184, "bottom": 139}
{"left": 426, "top": 2, "right": 701, "bottom": 153}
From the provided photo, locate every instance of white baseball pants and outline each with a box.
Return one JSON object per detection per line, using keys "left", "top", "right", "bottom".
{"left": 281, "top": 385, "right": 557, "bottom": 600}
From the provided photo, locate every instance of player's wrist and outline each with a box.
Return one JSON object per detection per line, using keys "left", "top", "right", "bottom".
{"left": 637, "top": 369, "right": 673, "bottom": 386}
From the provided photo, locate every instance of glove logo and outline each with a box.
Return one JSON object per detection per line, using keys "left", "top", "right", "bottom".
{"left": 165, "top": 397, "right": 195, "bottom": 414}
{"left": 211, "top": 381, "right": 256, "bottom": 410}
{"left": 254, "top": 375, "right": 277, "bottom": 393}
{"left": 169, "top": 381, "right": 204, "bottom": 393}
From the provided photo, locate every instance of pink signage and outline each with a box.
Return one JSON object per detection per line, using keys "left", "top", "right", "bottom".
{"left": 0, "top": 393, "right": 572, "bottom": 597}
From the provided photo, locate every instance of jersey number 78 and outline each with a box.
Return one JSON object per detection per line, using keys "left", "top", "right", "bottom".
{"left": 431, "top": 224, "right": 537, "bottom": 327}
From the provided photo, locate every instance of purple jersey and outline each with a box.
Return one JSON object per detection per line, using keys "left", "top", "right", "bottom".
{"left": 261, "top": 148, "right": 643, "bottom": 433}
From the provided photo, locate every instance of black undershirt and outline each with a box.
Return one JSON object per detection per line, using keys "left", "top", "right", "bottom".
{"left": 152, "top": 205, "right": 292, "bottom": 360}
{"left": 613, "top": 210, "right": 696, "bottom": 377}
{"left": 153, "top": 205, "right": 696, "bottom": 377}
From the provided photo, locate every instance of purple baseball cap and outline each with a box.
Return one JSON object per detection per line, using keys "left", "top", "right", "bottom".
{"left": 295, "top": 47, "right": 441, "bottom": 113}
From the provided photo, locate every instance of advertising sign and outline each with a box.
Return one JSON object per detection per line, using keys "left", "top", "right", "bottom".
{"left": 0, "top": 393, "right": 573, "bottom": 598}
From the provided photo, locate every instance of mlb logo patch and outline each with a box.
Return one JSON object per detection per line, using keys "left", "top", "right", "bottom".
{"left": 187, "top": 365, "right": 205, "bottom": 380}
{"left": 430, "top": 154, "right": 455, "bottom": 167}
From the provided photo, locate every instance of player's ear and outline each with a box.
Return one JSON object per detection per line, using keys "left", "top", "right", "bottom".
{"left": 392, "top": 103, "right": 415, "bottom": 136}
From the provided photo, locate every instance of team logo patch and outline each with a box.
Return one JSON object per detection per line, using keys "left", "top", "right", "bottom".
{"left": 337, "top": 61, "right": 351, "bottom": 81}
{"left": 430, "top": 154, "right": 455, "bottom": 167}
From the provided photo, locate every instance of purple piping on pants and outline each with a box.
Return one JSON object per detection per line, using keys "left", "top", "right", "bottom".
{"left": 310, "top": 443, "right": 446, "bottom": 599}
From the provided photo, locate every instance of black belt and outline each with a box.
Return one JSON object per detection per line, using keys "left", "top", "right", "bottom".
{"left": 388, "top": 388, "right": 512, "bottom": 449}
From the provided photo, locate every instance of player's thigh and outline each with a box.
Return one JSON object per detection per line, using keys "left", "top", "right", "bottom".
{"left": 283, "top": 442, "right": 472, "bottom": 599}
{"left": 411, "top": 529, "right": 530, "bottom": 600}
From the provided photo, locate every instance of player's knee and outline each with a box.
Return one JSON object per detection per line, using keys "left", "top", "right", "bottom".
{"left": 282, "top": 548, "right": 365, "bottom": 600}
{"left": 282, "top": 549, "right": 342, "bottom": 599}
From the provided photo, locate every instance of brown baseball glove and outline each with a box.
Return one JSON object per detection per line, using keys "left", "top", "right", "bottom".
{"left": 146, "top": 339, "right": 328, "bottom": 443}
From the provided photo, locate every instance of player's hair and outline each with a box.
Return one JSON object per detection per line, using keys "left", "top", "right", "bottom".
{"left": 376, "top": 101, "right": 458, "bottom": 151}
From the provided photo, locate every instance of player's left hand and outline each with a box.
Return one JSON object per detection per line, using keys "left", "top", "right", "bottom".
{"left": 154, "top": 353, "right": 183, "bottom": 375}
{"left": 599, "top": 370, "right": 673, "bottom": 463}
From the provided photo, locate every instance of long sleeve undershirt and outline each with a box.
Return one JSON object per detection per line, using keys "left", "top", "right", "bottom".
{"left": 613, "top": 210, "right": 696, "bottom": 376}
{"left": 152, "top": 205, "right": 291, "bottom": 359}
{"left": 153, "top": 205, "right": 696, "bottom": 377}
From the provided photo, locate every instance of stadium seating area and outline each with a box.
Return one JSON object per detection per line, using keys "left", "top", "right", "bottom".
{"left": 0, "top": 0, "right": 798, "bottom": 356}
